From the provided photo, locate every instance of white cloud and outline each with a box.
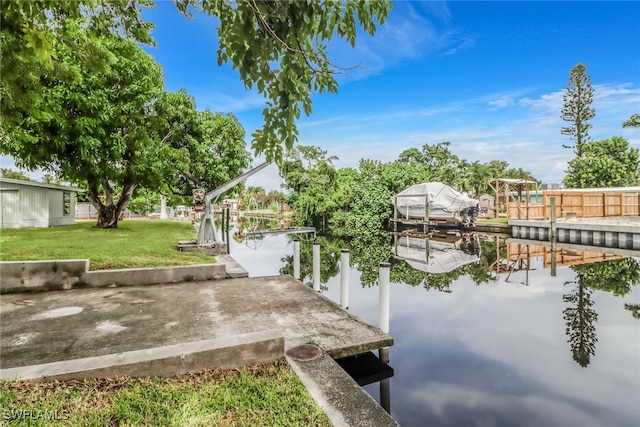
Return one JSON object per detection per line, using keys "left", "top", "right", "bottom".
{"left": 406, "top": 382, "right": 606, "bottom": 426}
{"left": 519, "top": 90, "right": 564, "bottom": 112}
{"left": 197, "top": 91, "right": 266, "bottom": 113}
{"left": 440, "top": 30, "right": 477, "bottom": 56}
{"left": 327, "top": 2, "right": 474, "bottom": 82}
{"left": 488, "top": 95, "right": 516, "bottom": 108}
{"left": 291, "top": 81, "right": 639, "bottom": 186}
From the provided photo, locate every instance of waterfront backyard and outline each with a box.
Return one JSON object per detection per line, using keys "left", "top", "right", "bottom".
{"left": 2, "top": 220, "right": 638, "bottom": 426}
{"left": 229, "top": 227, "right": 640, "bottom": 427}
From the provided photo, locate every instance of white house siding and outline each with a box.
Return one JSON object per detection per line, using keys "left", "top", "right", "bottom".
{"left": 0, "top": 181, "right": 47, "bottom": 228}
{"left": 0, "top": 190, "right": 19, "bottom": 228}
{"left": 48, "top": 189, "right": 75, "bottom": 226}
{"left": 0, "top": 178, "right": 79, "bottom": 228}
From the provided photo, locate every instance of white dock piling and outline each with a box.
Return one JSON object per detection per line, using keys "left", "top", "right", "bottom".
{"left": 313, "top": 242, "right": 320, "bottom": 291}
{"left": 379, "top": 347, "right": 391, "bottom": 414}
{"left": 293, "top": 239, "right": 300, "bottom": 280}
{"left": 379, "top": 262, "right": 391, "bottom": 334}
{"left": 340, "top": 249, "right": 350, "bottom": 309}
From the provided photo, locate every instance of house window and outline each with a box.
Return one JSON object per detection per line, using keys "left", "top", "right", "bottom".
{"left": 63, "top": 192, "right": 71, "bottom": 216}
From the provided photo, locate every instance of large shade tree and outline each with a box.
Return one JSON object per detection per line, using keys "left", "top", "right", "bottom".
{"left": 176, "top": 0, "right": 392, "bottom": 162}
{"left": 2, "top": 0, "right": 392, "bottom": 227}
{"left": 1, "top": 1, "right": 165, "bottom": 227}
{"left": 150, "top": 89, "right": 251, "bottom": 199}
{"left": 127, "top": 90, "right": 251, "bottom": 215}
{"left": 563, "top": 136, "right": 639, "bottom": 188}
{"left": 2, "top": 26, "right": 169, "bottom": 227}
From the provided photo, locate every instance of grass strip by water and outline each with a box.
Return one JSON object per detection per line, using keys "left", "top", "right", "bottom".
{"left": 0, "top": 359, "right": 331, "bottom": 427}
{"left": 476, "top": 217, "right": 509, "bottom": 224}
{"left": 0, "top": 220, "right": 214, "bottom": 270}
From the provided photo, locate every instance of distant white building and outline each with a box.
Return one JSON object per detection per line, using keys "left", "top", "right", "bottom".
{"left": 0, "top": 178, "right": 82, "bottom": 228}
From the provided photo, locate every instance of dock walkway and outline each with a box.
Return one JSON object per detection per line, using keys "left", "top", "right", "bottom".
{"left": 1, "top": 275, "right": 392, "bottom": 375}
{"left": 1, "top": 270, "right": 398, "bottom": 426}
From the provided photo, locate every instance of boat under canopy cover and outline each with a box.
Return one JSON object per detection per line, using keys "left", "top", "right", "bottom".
{"left": 393, "top": 235, "right": 481, "bottom": 274}
{"left": 392, "top": 182, "right": 479, "bottom": 226}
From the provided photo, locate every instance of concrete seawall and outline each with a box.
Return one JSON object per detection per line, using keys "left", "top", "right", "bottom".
{"left": 509, "top": 217, "right": 640, "bottom": 251}
{"left": 0, "top": 260, "right": 228, "bottom": 294}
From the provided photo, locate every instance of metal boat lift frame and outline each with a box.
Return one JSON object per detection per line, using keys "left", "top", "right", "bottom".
{"left": 196, "top": 162, "right": 270, "bottom": 245}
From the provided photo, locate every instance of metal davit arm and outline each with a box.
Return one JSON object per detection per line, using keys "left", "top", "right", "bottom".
{"left": 204, "top": 162, "right": 270, "bottom": 202}
{"left": 196, "top": 162, "right": 270, "bottom": 245}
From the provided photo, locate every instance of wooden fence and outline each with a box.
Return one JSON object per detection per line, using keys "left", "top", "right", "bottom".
{"left": 508, "top": 188, "right": 640, "bottom": 220}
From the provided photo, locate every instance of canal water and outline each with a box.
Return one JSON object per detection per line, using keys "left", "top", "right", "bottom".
{"left": 226, "top": 226, "right": 640, "bottom": 427}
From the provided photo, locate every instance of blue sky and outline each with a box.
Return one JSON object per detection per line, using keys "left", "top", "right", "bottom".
{"left": 4, "top": 1, "right": 640, "bottom": 192}
{"left": 142, "top": 0, "right": 640, "bottom": 191}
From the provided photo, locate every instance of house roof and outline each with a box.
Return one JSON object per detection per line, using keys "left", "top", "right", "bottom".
{"left": 0, "top": 177, "right": 83, "bottom": 192}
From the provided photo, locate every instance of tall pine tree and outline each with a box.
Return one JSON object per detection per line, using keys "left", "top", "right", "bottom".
{"left": 561, "top": 63, "right": 595, "bottom": 157}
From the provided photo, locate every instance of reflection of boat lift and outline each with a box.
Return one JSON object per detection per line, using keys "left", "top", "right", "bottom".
{"left": 243, "top": 227, "right": 316, "bottom": 250}
{"left": 489, "top": 235, "right": 535, "bottom": 285}
{"left": 245, "top": 235, "right": 265, "bottom": 250}
{"left": 505, "top": 244, "right": 533, "bottom": 285}
{"left": 245, "top": 227, "right": 316, "bottom": 238}
{"left": 392, "top": 232, "right": 481, "bottom": 274}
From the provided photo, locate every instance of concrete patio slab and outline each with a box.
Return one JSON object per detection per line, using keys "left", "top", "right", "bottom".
{"left": 1, "top": 275, "right": 393, "bottom": 377}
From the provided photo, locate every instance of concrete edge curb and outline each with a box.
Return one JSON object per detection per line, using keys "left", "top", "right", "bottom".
{"left": 214, "top": 254, "right": 249, "bottom": 278}
{"left": 0, "top": 260, "right": 235, "bottom": 294}
{"left": 0, "top": 330, "right": 284, "bottom": 381}
{"left": 287, "top": 352, "right": 399, "bottom": 427}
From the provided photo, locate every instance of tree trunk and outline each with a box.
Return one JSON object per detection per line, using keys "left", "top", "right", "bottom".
{"left": 115, "top": 182, "right": 136, "bottom": 222}
{"left": 86, "top": 179, "right": 136, "bottom": 228}
{"left": 97, "top": 203, "right": 118, "bottom": 228}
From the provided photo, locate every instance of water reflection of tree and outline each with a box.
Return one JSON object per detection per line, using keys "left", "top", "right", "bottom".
{"left": 571, "top": 258, "right": 640, "bottom": 297}
{"left": 562, "top": 259, "right": 640, "bottom": 367}
{"left": 571, "top": 258, "right": 640, "bottom": 323}
{"left": 465, "top": 239, "right": 498, "bottom": 285}
{"left": 563, "top": 275, "right": 598, "bottom": 367}
{"left": 389, "top": 259, "right": 455, "bottom": 293}
{"left": 349, "top": 229, "right": 393, "bottom": 286}
{"left": 279, "top": 235, "right": 343, "bottom": 290}
{"left": 281, "top": 227, "right": 499, "bottom": 291}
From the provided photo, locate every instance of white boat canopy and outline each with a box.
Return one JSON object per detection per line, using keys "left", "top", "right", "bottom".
{"left": 392, "top": 182, "right": 478, "bottom": 220}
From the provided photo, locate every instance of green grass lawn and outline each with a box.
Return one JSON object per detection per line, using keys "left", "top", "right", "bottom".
{"left": 0, "top": 222, "right": 332, "bottom": 425}
{"left": 0, "top": 220, "right": 214, "bottom": 270}
{"left": 0, "top": 359, "right": 330, "bottom": 426}
{"left": 476, "top": 217, "right": 509, "bottom": 224}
